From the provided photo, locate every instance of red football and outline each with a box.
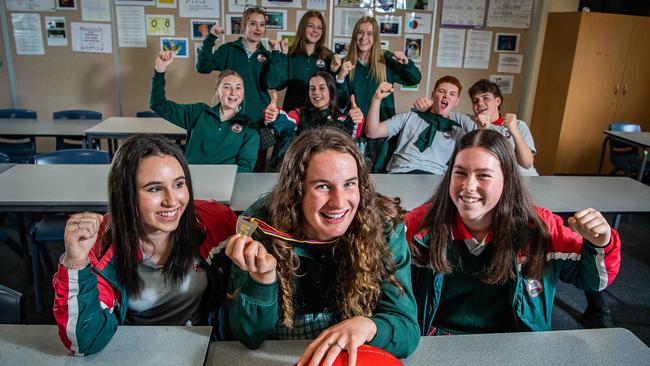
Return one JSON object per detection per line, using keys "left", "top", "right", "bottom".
{"left": 319, "top": 345, "right": 403, "bottom": 366}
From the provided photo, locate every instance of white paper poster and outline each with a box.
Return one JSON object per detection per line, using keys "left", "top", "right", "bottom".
{"left": 116, "top": 6, "right": 146, "bottom": 47}
{"left": 262, "top": 0, "right": 301, "bottom": 8}
{"left": 146, "top": 14, "right": 175, "bottom": 36}
{"left": 179, "top": 0, "right": 219, "bottom": 19}
{"left": 404, "top": 12, "right": 432, "bottom": 34}
{"left": 115, "top": 0, "right": 155, "bottom": 5}
{"left": 463, "top": 30, "right": 491, "bottom": 69}
{"left": 7, "top": 0, "right": 55, "bottom": 11}
{"left": 441, "top": 0, "right": 486, "bottom": 28}
{"left": 45, "top": 16, "right": 68, "bottom": 46}
{"left": 11, "top": 13, "right": 45, "bottom": 55}
{"left": 333, "top": 8, "right": 370, "bottom": 36}
{"left": 306, "top": 0, "right": 327, "bottom": 10}
{"left": 228, "top": 0, "right": 255, "bottom": 12}
{"left": 81, "top": 0, "right": 111, "bottom": 22}
{"left": 436, "top": 28, "right": 464, "bottom": 68}
{"left": 487, "top": 0, "right": 533, "bottom": 29}
{"left": 71, "top": 21, "right": 112, "bottom": 53}
{"left": 489, "top": 74, "right": 513, "bottom": 94}
{"left": 497, "top": 53, "right": 523, "bottom": 74}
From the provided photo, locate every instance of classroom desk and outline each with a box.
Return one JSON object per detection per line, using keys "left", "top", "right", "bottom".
{"left": 0, "top": 164, "right": 237, "bottom": 212}
{"left": 598, "top": 130, "right": 650, "bottom": 181}
{"left": 0, "top": 325, "right": 211, "bottom": 365}
{"left": 229, "top": 174, "right": 650, "bottom": 213}
{"left": 0, "top": 163, "right": 15, "bottom": 174}
{"left": 206, "top": 328, "right": 649, "bottom": 365}
{"left": 0, "top": 118, "right": 100, "bottom": 146}
{"left": 84, "top": 117, "right": 186, "bottom": 156}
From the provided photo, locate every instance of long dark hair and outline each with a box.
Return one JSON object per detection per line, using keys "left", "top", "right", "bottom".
{"left": 289, "top": 10, "right": 329, "bottom": 60}
{"left": 299, "top": 71, "right": 342, "bottom": 128}
{"left": 267, "top": 128, "right": 403, "bottom": 327}
{"left": 412, "top": 129, "right": 549, "bottom": 284}
{"left": 103, "top": 134, "right": 201, "bottom": 295}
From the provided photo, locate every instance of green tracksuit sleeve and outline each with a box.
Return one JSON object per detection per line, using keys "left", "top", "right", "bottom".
{"left": 228, "top": 266, "right": 279, "bottom": 349}
{"left": 267, "top": 51, "right": 288, "bottom": 90}
{"left": 237, "top": 128, "right": 261, "bottom": 173}
{"left": 383, "top": 50, "right": 422, "bottom": 86}
{"left": 196, "top": 34, "right": 225, "bottom": 73}
{"left": 149, "top": 71, "right": 204, "bottom": 130}
{"left": 367, "top": 223, "right": 420, "bottom": 358}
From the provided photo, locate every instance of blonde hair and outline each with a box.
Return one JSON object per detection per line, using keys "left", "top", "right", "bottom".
{"left": 344, "top": 17, "right": 386, "bottom": 84}
{"left": 241, "top": 7, "right": 266, "bottom": 33}
{"left": 210, "top": 70, "right": 244, "bottom": 107}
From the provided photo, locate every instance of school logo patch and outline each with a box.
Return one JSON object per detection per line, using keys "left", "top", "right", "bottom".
{"left": 231, "top": 123, "right": 243, "bottom": 133}
{"left": 316, "top": 59, "right": 326, "bottom": 68}
{"left": 256, "top": 54, "right": 267, "bottom": 63}
{"left": 500, "top": 127, "right": 511, "bottom": 139}
{"left": 526, "top": 279, "right": 544, "bottom": 297}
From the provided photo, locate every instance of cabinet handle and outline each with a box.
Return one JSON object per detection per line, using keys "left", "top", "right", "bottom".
{"left": 614, "top": 84, "right": 619, "bottom": 95}
{"left": 622, "top": 83, "right": 628, "bottom": 95}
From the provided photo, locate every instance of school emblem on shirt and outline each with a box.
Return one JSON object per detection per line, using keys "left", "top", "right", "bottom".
{"left": 316, "top": 59, "right": 326, "bottom": 68}
{"left": 442, "top": 130, "right": 453, "bottom": 139}
{"left": 256, "top": 54, "right": 267, "bottom": 63}
{"left": 231, "top": 123, "right": 243, "bottom": 133}
{"left": 500, "top": 127, "right": 511, "bottom": 139}
{"left": 526, "top": 279, "right": 544, "bottom": 297}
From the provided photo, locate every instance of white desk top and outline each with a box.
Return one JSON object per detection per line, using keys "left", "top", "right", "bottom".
{"left": 85, "top": 117, "right": 186, "bottom": 138}
{"left": 604, "top": 131, "right": 650, "bottom": 147}
{"left": 0, "top": 163, "right": 15, "bottom": 174}
{"left": 230, "top": 174, "right": 650, "bottom": 213}
{"left": 0, "top": 118, "right": 100, "bottom": 137}
{"left": 0, "top": 164, "right": 237, "bottom": 211}
{"left": 0, "top": 325, "right": 211, "bottom": 366}
{"left": 206, "top": 328, "right": 649, "bottom": 366}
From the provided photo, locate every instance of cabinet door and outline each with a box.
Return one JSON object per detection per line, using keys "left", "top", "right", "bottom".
{"left": 615, "top": 17, "right": 650, "bottom": 130}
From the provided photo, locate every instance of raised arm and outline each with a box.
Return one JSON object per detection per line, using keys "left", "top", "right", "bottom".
{"left": 196, "top": 25, "right": 226, "bottom": 73}
{"left": 365, "top": 82, "right": 394, "bottom": 139}
{"left": 384, "top": 50, "right": 421, "bottom": 86}
{"left": 503, "top": 113, "right": 534, "bottom": 169}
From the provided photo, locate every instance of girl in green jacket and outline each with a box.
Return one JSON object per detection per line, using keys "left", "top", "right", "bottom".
{"left": 225, "top": 128, "right": 419, "bottom": 365}
{"left": 151, "top": 51, "right": 259, "bottom": 172}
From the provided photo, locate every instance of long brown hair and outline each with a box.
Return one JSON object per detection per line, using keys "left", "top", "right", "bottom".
{"left": 412, "top": 129, "right": 549, "bottom": 284}
{"left": 103, "top": 134, "right": 201, "bottom": 295}
{"left": 267, "top": 128, "right": 403, "bottom": 327}
{"left": 344, "top": 16, "right": 386, "bottom": 83}
{"left": 289, "top": 10, "right": 329, "bottom": 60}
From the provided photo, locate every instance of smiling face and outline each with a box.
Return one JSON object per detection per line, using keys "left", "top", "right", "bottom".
{"left": 304, "top": 16, "right": 323, "bottom": 45}
{"left": 449, "top": 147, "right": 504, "bottom": 234}
{"left": 137, "top": 155, "right": 189, "bottom": 238}
{"left": 301, "top": 150, "right": 360, "bottom": 241}
{"left": 431, "top": 82, "right": 460, "bottom": 117}
{"left": 308, "top": 75, "right": 330, "bottom": 110}
{"left": 243, "top": 13, "right": 266, "bottom": 43}
{"left": 471, "top": 92, "right": 501, "bottom": 121}
{"left": 355, "top": 21, "right": 375, "bottom": 56}
{"left": 217, "top": 74, "right": 244, "bottom": 111}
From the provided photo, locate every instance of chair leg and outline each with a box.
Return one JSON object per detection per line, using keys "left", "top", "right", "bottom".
{"left": 28, "top": 238, "right": 43, "bottom": 313}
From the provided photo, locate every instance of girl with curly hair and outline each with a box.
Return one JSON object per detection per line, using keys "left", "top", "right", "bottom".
{"left": 225, "top": 127, "right": 419, "bottom": 365}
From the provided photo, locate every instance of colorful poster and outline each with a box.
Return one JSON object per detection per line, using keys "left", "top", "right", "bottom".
{"left": 404, "top": 12, "right": 432, "bottom": 34}
{"left": 146, "top": 14, "right": 175, "bottom": 36}
{"left": 191, "top": 19, "right": 217, "bottom": 40}
{"left": 161, "top": 37, "right": 188, "bottom": 58}
{"left": 56, "top": 0, "right": 77, "bottom": 10}
{"left": 156, "top": 0, "right": 176, "bottom": 8}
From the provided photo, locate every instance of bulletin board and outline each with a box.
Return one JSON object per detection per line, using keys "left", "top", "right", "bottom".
{"left": 1, "top": 0, "right": 535, "bottom": 139}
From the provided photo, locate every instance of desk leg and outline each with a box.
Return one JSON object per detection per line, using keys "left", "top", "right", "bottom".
{"left": 597, "top": 137, "right": 608, "bottom": 175}
{"left": 637, "top": 150, "right": 648, "bottom": 182}
{"left": 16, "top": 213, "right": 33, "bottom": 282}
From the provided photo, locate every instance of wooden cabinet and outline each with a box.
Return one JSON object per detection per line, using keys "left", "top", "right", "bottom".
{"left": 531, "top": 12, "right": 650, "bottom": 175}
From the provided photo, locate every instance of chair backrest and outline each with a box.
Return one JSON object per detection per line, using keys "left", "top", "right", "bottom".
{"left": 34, "top": 149, "right": 110, "bottom": 165}
{"left": 0, "top": 284, "right": 22, "bottom": 324}
{"left": 0, "top": 108, "right": 37, "bottom": 119}
{"left": 136, "top": 110, "right": 159, "bottom": 118}
{"left": 609, "top": 123, "right": 641, "bottom": 133}
{"left": 0, "top": 152, "right": 9, "bottom": 163}
{"left": 52, "top": 109, "right": 102, "bottom": 120}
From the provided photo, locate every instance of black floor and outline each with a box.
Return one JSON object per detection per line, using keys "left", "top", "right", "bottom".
{"left": 1, "top": 212, "right": 649, "bottom": 345}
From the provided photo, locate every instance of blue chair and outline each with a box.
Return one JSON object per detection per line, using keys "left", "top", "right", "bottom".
{"left": 29, "top": 149, "right": 109, "bottom": 312}
{"left": 0, "top": 152, "right": 9, "bottom": 163}
{"left": 52, "top": 110, "right": 102, "bottom": 150}
{"left": 0, "top": 108, "right": 37, "bottom": 163}
{"left": 136, "top": 110, "right": 159, "bottom": 118}
{"left": 608, "top": 123, "right": 642, "bottom": 176}
{"left": 0, "top": 284, "right": 23, "bottom": 324}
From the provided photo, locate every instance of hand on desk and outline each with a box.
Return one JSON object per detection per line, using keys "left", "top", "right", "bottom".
{"left": 568, "top": 208, "right": 612, "bottom": 247}
{"left": 63, "top": 212, "right": 104, "bottom": 267}
{"left": 296, "top": 316, "right": 377, "bottom": 366}
{"left": 225, "top": 234, "right": 277, "bottom": 284}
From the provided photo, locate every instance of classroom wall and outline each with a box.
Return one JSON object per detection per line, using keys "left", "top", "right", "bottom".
{"left": 2, "top": 1, "right": 549, "bottom": 142}
{"left": 0, "top": 7, "right": 12, "bottom": 108}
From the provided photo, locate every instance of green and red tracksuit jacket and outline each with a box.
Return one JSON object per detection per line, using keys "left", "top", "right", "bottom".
{"left": 52, "top": 200, "right": 236, "bottom": 355}
{"left": 404, "top": 203, "right": 622, "bottom": 335}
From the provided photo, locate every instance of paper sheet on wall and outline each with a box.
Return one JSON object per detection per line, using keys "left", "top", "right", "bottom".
{"left": 436, "top": 28, "right": 464, "bottom": 68}
{"left": 11, "top": 13, "right": 45, "bottom": 55}
{"left": 463, "top": 30, "right": 491, "bottom": 69}
{"left": 404, "top": 12, "right": 432, "bottom": 34}
{"left": 306, "top": 0, "right": 327, "bottom": 10}
{"left": 45, "top": 16, "right": 68, "bottom": 46}
{"left": 228, "top": 0, "right": 255, "bottom": 12}
{"left": 179, "top": 0, "right": 219, "bottom": 19}
{"left": 440, "top": 0, "right": 486, "bottom": 28}
{"left": 81, "top": 0, "right": 111, "bottom": 22}
{"left": 116, "top": 6, "right": 146, "bottom": 47}
{"left": 7, "top": 0, "right": 55, "bottom": 11}
{"left": 71, "top": 22, "right": 112, "bottom": 53}
{"left": 497, "top": 53, "right": 523, "bottom": 74}
{"left": 487, "top": 0, "right": 533, "bottom": 29}
{"left": 489, "top": 74, "right": 513, "bottom": 94}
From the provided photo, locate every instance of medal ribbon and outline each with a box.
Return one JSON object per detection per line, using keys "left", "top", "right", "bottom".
{"left": 240, "top": 216, "right": 338, "bottom": 245}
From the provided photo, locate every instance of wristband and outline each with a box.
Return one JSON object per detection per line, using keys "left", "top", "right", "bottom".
{"left": 59, "top": 253, "right": 90, "bottom": 270}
